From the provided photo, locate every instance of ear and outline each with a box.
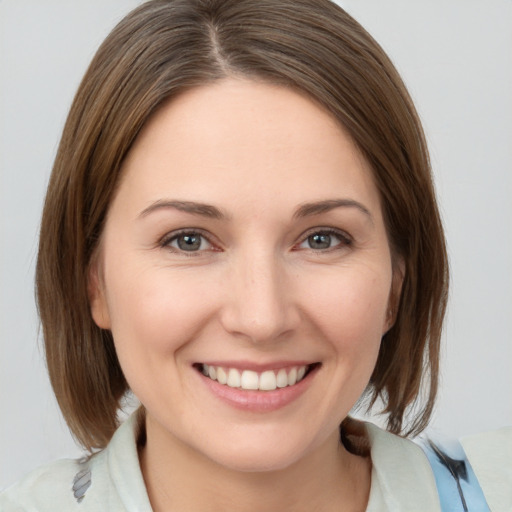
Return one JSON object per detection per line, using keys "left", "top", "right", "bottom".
{"left": 384, "top": 256, "right": 405, "bottom": 333}
{"left": 87, "top": 256, "right": 111, "bottom": 330}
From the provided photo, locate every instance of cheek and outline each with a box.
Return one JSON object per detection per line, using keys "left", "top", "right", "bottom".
{"left": 300, "top": 266, "right": 391, "bottom": 353}
{"left": 104, "top": 264, "right": 219, "bottom": 363}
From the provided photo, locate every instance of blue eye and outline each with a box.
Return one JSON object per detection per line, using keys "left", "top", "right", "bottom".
{"left": 166, "top": 232, "right": 211, "bottom": 252}
{"left": 298, "top": 230, "right": 350, "bottom": 250}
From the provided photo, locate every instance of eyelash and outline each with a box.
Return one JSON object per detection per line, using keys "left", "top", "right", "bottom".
{"left": 295, "top": 228, "right": 353, "bottom": 252}
{"left": 159, "top": 229, "right": 217, "bottom": 256}
{"left": 159, "top": 227, "right": 352, "bottom": 256}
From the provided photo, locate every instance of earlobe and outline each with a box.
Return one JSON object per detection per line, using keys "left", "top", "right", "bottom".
{"left": 87, "top": 258, "right": 111, "bottom": 330}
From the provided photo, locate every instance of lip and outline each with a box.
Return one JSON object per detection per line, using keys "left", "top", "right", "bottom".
{"left": 196, "top": 362, "right": 320, "bottom": 412}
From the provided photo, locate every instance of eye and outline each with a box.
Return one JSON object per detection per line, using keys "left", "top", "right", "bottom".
{"left": 163, "top": 231, "right": 213, "bottom": 253}
{"left": 297, "top": 229, "right": 351, "bottom": 251}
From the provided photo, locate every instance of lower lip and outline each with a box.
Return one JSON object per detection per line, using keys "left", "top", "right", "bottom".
{"left": 198, "top": 366, "right": 318, "bottom": 412}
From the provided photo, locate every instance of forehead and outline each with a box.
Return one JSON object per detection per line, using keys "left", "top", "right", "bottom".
{"left": 116, "top": 78, "right": 381, "bottom": 217}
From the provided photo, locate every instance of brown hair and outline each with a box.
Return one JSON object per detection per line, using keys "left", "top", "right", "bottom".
{"left": 36, "top": 0, "right": 448, "bottom": 450}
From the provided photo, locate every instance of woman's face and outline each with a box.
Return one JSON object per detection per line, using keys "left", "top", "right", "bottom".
{"left": 90, "top": 79, "right": 399, "bottom": 472}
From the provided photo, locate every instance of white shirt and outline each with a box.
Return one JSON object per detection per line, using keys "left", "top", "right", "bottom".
{"left": 1, "top": 413, "right": 510, "bottom": 511}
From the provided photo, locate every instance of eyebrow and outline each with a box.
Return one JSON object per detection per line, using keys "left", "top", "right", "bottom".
{"left": 138, "top": 198, "right": 372, "bottom": 222}
{"left": 139, "top": 200, "right": 227, "bottom": 220}
{"left": 293, "top": 199, "right": 373, "bottom": 222}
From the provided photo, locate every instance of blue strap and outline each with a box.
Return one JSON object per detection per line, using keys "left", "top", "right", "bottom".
{"left": 418, "top": 437, "right": 491, "bottom": 512}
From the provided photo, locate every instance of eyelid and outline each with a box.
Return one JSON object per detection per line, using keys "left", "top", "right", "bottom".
{"left": 159, "top": 228, "right": 220, "bottom": 254}
{"left": 158, "top": 226, "right": 352, "bottom": 254}
{"left": 294, "top": 227, "right": 353, "bottom": 250}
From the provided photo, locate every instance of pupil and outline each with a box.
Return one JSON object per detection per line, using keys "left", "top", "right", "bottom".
{"left": 178, "top": 234, "right": 201, "bottom": 251}
{"left": 309, "top": 233, "right": 331, "bottom": 249}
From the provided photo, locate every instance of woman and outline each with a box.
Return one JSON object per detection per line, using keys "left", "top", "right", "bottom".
{"left": 1, "top": 1, "right": 510, "bottom": 510}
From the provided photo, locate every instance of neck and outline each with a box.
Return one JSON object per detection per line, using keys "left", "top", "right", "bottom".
{"left": 139, "top": 415, "right": 371, "bottom": 512}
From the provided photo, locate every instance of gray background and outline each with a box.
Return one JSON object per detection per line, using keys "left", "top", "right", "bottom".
{"left": 1, "top": 0, "right": 511, "bottom": 488}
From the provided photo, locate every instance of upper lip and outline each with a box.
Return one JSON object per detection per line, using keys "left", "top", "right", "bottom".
{"left": 196, "top": 360, "right": 316, "bottom": 372}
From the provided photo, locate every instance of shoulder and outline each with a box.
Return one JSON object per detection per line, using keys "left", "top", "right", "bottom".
{"left": 0, "top": 412, "right": 149, "bottom": 512}
{"left": 461, "top": 426, "right": 512, "bottom": 512}
{"left": 0, "top": 456, "right": 93, "bottom": 511}
{"left": 359, "top": 422, "right": 441, "bottom": 511}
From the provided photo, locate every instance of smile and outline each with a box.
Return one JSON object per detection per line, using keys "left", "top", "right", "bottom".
{"left": 199, "top": 363, "right": 315, "bottom": 391}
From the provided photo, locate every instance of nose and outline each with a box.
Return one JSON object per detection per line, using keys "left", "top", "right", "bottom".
{"left": 220, "top": 250, "right": 300, "bottom": 345}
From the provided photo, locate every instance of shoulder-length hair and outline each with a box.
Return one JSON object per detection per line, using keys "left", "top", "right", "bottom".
{"left": 36, "top": 0, "right": 448, "bottom": 450}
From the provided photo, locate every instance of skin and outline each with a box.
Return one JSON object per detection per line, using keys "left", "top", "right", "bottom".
{"left": 89, "top": 79, "right": 402, "bottom": 512}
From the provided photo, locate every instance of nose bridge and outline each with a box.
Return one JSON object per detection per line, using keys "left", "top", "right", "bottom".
{"left": 221, "top": 247, "right": 297, "bottom": 343}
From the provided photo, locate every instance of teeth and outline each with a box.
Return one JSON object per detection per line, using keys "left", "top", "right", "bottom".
{"left": 259, "top": 370, "right": 277, "bottom": 391}
{"left": 217, "top": 367, "right": 227, "bottom": 384}
{"left": 240, "top": 370, "right": 259, "bottom": 390}
{"left": 276, "top": 368, "right": 288, "bottom": 388}
{"left": 201, "top": 364, "right": 310, "bottom": 391}
{"left": 227, "top": 368, "right": 241, "bottom": 388}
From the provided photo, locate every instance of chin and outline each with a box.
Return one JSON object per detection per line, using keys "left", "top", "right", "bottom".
{"left": 210, "top": 447, "right": 303, "bottom": 473}
{"left": 197, "top": 429, "right": 319, "bottom": 473}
